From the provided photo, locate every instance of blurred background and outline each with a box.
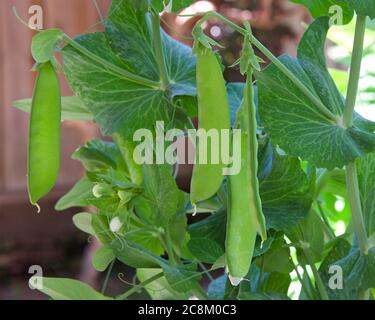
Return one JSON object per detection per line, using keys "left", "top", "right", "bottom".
{"left": 0, "top": 0, "right": 374, "bottom": 299}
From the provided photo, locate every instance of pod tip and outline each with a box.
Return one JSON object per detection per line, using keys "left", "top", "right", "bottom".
{"left": 228, "top": 275, "right": 243, "bottom": 286}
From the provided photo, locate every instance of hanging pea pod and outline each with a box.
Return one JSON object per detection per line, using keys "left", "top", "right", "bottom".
{"left": 226, "top": 26, "right": 267, "bottom": 284}
{"left": 28, "top": 62, "right": 61, "bottom": 208}
{"left": 190, "top": 41, "right": 231, "bottom": 206}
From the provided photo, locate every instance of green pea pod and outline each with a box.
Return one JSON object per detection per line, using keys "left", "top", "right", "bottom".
{"left": 190, "top": 44, "right": 231, "bottom": 206}
{"left": 28, "top": 62, "right": 61, "bottom": 207}
{"left": 226, "top": 67, "right": 267, "bottom": 284}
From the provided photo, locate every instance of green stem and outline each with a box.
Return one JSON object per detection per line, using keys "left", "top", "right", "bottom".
{"left": 293, "top": 264, "right": 313, "bottom": 300}
{"left": 62, "top": 35, "right": 160, "bottom": 89}
{"left": 346, "top": 163, "right": 368, "bottom": 254}
{"left": 343, "top": 15, "right": 367, "bottom": 127}
{"left": 151, "top": 11, "right": 169, "bottom": 91}
{"left": 101, "top": 259, "right": 115, "bottom": 294}
{"left": 315, "top": 205, "right": 336, "bottom": 240}
{"left": 116, "top": 272, "right": 164, "bottom": 300}
{"left": 196, "top": 12, "right": 338, "bottom": 123}
{"left": 302, "top": 246, "right": 329, "bottom": 300}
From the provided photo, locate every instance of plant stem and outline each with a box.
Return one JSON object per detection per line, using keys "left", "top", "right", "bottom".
{"left": 196, "top": 12, "right": 338, "bottom": 123}
{"left": 293, "top": 264, "right": 313, "bottom": 300}
{"left": 101, "top": 259, "right": 115, "bottom": 294}
{"left": 151, "top": 11, "right": 169, "bottom": 91}
{"left": 302, "top": 247, "right": 329, "bottom": 300}
{"left": 343, "top": 15, "right": 367, "bottom": 127}
{"left": 346, "top": 162, "right": 368, "bottom": 254}
{"left": 343, "top": 14, "right": 369, "bottom": 258}
{"left": 116, "top": 272, "right": 164, "bottom": 300}
{"left": 315, "top": 205, "right": 336, "bottom": 240}
{"left": 62, "top": 35, "right": 160, "bottom": 89}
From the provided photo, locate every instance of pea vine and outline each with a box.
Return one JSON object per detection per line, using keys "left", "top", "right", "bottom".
{"left": 14, "top": 0, "right": 375, "bottom": 300}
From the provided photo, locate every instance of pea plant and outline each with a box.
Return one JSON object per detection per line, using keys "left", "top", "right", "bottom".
{"left": 15, "top": 0, "right": 375, "bottom": 300}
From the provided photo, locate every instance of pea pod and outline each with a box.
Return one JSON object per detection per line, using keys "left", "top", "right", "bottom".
{"left": 28, "top": 62, "right": 61, "bottom": 207}
{"left": 226, "top": 66, "right": 267, "bottom": 284}
{"left": 190, "top": 44, "right": 231, "bottom": 205}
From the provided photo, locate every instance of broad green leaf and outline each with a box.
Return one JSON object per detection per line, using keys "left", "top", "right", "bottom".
{"left": 31, "top": 29, "right": 64, "bottom": 63}
{"left": 72, "top": 212, "right": 95, "bottom": 235}
{"left": 151, "top": 0, "right": 194, "bottom": 12}
{"left": 290, "top": 1, "right": 354, "bottom": 24}
{"left": 125, "top": 229, "right": 165, "bottom": 256}
{"left": 162, "top": 263, "right": 201, "bottom": 293}
{"left": 187, "top": 238, "right": 224, "bottom": 264}
{"left": 188, "top": 210, "right": 226, "bottom": 248}
{"left": 92, "top": 214, "right": 115, "bottom": 245}
{"left": 13, "top": 96, "right": 92, "bottom": 121}
{"left": 111, "top": 238, "right": 162, "bottom": 268}
{"left": 92, "top": 246, "right": 115, "bottom": 272}
{"left": 55, "top": 177, "right": 94, "bottom": 211}
{"left": 357, "top": 153, "right": 375, "bottom": 237}
{"left": 135, "top": 164, "right": 184, "bottom": 227}
{"left": 259, "top": 151, "right": 313, "bottom": 231}
{"left": 72, "top": 140, "right": 125, "bottom": 172}
{"left": 238, "top": 292, "right": 290, "bottom": 300}
{"left": 169, "top": 0, "right": 194, "bottom": 12}
{"left": 347, "top": 0, "right": 375, "bottom": 19}
{"left": 286, "top": 211, "right": 325, "bottom": 265}
{"left": 31, "top": 277, "right": 112, "bottom": 300}
{"left": 319, "top": 237, "right": 352, "bottom": 299}
{"left": 62, "top": 0, "right": 196, "bottom": 137}
{"left": 335, "top": 247, "right": 375, "bottom": 296}
{"left": 254, "top": 238, "right": 294, "bottom": 274}
{"left": 239, "top": 265, "right": 291, "bottom": 297}
{"left": 136, "top": 268, "right": 188, "bottom": 300}
{"left": 169, "top": 213, "right": 189, "bottom": 256}
{"left": 257, "top": 17, "right": 375, "bottom": 169}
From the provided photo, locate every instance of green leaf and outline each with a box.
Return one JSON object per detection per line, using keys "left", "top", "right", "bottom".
{"left": 336, "top": 247, "right": 375, "bottom": 296}
{"left": 187, "top": 238, "right": 225, "bottom": 264}
{"left": 13, "top": 96, "right": 92, "bottom": 121}
{"left": 92, "top": 214, "right": 115, "bottom": 245}
{"left": 255, "top": 238, "right": 294, "bottom": 274}
{"left": 347, "top": 0, "right": 375, "bottom": 19}
{"left": 135, "top": 164, "right": 184, "bottom": 227}
{"left": 357, "top": 153, "right": 375, "bottom": 237}
{"left": 111, "top": 238, "right": 162, "bottom": 268}
{"left": 31, "top": 277, "right": 112, "bottom": 300}
{"left": 290, "top": 1, "right": 354, "bottom": 24}
{"left": 257, "top": 17, "right": 375, "bottom": 169}
{"left": 72, "top": 140, "right": 125, "bottom": 172}
{"left": 286, "top": 211, "right": 325, "bottom": 265}
{"left": 169, "top": 0, "right": 194, "bottom": 12}
{"left": 31, "top": 29, "right": 64, "bottom": 63}
{"left": 136, "top": 268, "right": 188, "bottom": 299}
{"left": 62, "top": 0, "right": 196, "bottom": 137}
{"left": 188, "top": 210, "right": 227, "bottom": 248}
{"left": 55, "top": 177, "right": 94, "bottom": 211}
{"left": 259, "top": 151, "right": 313, "bottom": 231}
{"left": 238, "top": 292, "right": 290, "bottom": 300}
{"left": 72, "top": 212, "right": 95, "bottom": 235}
{"left": 319, "top": 237, "right": 352, "bottom": 299}
{"left": 125, "top": 229, "right": 165, "bottom": 256}
{"left": 162, "top": 263, "right": 201, "bottom": 293}
{"left": 92, "top": 246, "right": 115, "bottom": 272}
